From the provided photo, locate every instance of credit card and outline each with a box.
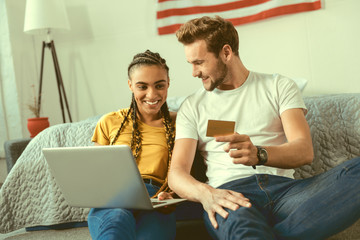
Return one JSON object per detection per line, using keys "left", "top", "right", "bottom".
{"left": 206, "top": 120, "right": 235, "bottom": 137}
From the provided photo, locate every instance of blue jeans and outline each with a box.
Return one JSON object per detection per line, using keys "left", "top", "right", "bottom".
{"left": 88, "top": 183, "right": 176, "bottom": 240}
{"left": 204, "top": 157, "right": 360, "bottom": 240}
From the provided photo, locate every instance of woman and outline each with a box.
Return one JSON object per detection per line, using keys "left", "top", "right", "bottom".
{"left": 87, "top": 50, "right": 176, "bottom": 240}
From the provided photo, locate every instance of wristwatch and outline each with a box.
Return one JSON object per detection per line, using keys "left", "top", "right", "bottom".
{"left": 256, "top": 146, "right": 268, "bottom": 166}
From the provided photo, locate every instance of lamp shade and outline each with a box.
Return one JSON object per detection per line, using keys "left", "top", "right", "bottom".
{"left": 24, "top": 0, "right": 70, "bottom": 35}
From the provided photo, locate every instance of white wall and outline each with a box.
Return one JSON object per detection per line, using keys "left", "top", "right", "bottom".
{"left": 5, "top": 0, "right": 360, "bottom": 138}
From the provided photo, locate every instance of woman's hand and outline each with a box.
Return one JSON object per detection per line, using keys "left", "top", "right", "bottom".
{"left": 157, "top": 191, "right": 174, "bottom": 200}
{"left": 155, "top": 191, "right": 177, "bottom": 214}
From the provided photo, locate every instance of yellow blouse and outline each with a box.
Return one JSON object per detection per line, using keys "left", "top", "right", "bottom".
{"left": 92, "top": 109, "right": 171, "bottom": 184}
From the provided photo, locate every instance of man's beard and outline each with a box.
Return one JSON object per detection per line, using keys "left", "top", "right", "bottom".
{"left": 206, "top": 60, "right": 228, "bottom": 91}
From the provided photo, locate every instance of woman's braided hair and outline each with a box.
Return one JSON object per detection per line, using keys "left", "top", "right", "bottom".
{"left": 110, "top": 50, "right": 175, "bottom": 197}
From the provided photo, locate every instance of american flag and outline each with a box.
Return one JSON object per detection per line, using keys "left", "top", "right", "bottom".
{"left": 156, "top": 0, "right": 322, "bottom": 35}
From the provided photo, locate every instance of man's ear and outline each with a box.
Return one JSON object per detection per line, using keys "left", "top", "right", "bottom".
{"left": 128, "top": 79, "right": 133, "bottom": 91}
{"left": 222, "top": 44, "right": 233, "bottom": 61}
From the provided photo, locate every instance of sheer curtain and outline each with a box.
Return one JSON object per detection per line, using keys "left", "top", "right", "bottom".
{"left": 0, "top": 0, "right": 23, "bottom": 158}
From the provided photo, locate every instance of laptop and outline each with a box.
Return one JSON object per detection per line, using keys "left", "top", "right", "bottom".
{"left": 42, "top": 145, "right": 186, "bottom": 210}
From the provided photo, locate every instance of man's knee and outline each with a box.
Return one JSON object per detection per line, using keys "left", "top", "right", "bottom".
{"left": 204, "top": 207, "right": 275, "bottom": 240}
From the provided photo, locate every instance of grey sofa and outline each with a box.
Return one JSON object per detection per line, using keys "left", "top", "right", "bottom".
{"left": 2, "top": 93, "right": 360, "bottom": 239}
{"left": 4, "top": 138, "right": 32, "bottom": 173}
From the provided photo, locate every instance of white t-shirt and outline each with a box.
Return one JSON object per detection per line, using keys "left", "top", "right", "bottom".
{"left": 176, "top": 71, "right": 307, "bottom": 188}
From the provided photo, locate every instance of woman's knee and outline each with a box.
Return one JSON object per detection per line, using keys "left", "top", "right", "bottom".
{"left": 89, "top": 208, "right": 134, "bottom": 224}
{"left": 136, "top": 211, "right": 176, "bottom": 240}
{"left": 88, "top": 208, "right": 136, "bottom": 240}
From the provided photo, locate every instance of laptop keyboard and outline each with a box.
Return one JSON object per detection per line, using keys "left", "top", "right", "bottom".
{"left": 151, "top": 201, "right": 166, "bottom": 206}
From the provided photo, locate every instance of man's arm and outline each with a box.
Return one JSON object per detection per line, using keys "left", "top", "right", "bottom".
{"left": 217, "top": 108, "right": 314, "bottom": 168}
{"left": 266, "top": 108, "right": 314, "bottom": 168}
{"left": 168, "top": 138, "right": 204, "bottom": 201}
{"left": 168, "top": 138, "right": 251, "bottom": 229}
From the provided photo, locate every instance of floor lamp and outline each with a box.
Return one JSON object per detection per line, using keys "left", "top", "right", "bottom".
{"left": 24, "top": 0, "right": 72, "bottom": 123}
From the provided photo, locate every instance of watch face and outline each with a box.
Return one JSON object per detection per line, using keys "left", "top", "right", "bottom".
{"left": 260, "top": 150, "right": 267, "bottom": 159}
{"left": 257, "top": 147, "right": 268, "bottom": 165}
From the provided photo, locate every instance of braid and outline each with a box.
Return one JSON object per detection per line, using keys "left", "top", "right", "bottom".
{"left": 161, "top": 102, "right": 175, "bottom": 158}
{"left": 152, "top": 102, "right": 175, "bottom": 197}
{"left": 130, "top": 94, "right": 142, "bottom": 163}
{"left": 110, "top": 105, "right": 131, "bottom": 146}
{"left": 111, "top": 94, "right": 143, "bottom": 162}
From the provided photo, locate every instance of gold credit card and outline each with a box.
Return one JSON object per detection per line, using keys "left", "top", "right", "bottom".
{"left": 206, "top": 120, "right": 235, "bottom": 137}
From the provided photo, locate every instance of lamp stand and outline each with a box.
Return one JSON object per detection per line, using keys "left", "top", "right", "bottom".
{"left": 37, "top": 40, "right": 72, "bottom": 123}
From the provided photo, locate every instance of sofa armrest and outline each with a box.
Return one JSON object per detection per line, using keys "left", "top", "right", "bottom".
{"left": 295, "top": 93, "right": 360, "bottom": 178}
{"left": 4, "top": 138, "right": 32, "bottom": 173}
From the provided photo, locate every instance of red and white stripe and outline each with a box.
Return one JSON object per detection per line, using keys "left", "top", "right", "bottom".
{"left": 156, "top": 0, "right": 322, "bottom": 35}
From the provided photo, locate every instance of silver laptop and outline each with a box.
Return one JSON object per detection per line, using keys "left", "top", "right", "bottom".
{"left": 42, "top": 145, "right": 185, "bottom": 209}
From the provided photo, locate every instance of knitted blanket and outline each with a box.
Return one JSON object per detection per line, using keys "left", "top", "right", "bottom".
{"left": 0, "top": 116, "right": 100, "bottom": 233}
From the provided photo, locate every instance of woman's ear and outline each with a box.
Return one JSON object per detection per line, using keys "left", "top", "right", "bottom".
{"left": 128, "top": 79, "right": 133, "bottom": 91}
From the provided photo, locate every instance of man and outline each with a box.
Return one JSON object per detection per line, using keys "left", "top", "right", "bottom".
{"left": 168, "top": 16, "right": 360, "bottom": 240}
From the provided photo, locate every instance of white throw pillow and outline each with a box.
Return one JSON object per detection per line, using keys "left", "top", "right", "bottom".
{"left": 292, "top": 77, "right": 308, "bottom": 92}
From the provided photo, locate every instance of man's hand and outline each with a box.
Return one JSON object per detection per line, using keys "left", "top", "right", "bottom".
{"left": 215, "top": 132, "right": 258, "bottom": 166}
{"left": 201, "top": 186, "right": 251, "bottom": 229}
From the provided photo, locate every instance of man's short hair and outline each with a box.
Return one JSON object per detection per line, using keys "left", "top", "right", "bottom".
{"left": 176, "top": 16, "right": 239, "bottom": 57}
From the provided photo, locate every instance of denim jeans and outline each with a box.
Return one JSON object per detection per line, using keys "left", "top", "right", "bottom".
{"left": 203, "top": 157, "right": 360, "bottom": 240}
{"left": 88, "top": 183, "right": 176, "bottom": 240}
